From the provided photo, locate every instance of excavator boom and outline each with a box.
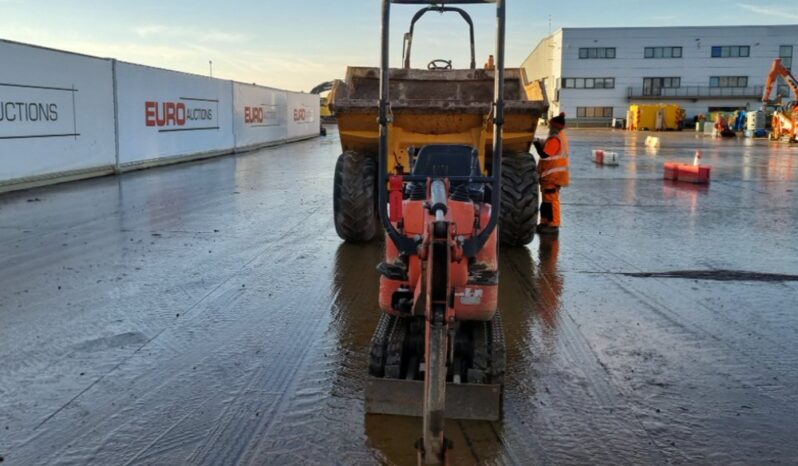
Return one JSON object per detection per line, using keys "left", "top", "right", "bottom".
{"left": 761, "top": 58, "right": 798, "bottom": 143}
{"left": 763, "top": 58, "right": 798, "bottom": 103}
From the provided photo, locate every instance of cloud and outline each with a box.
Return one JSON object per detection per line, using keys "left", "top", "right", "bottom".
{"left": 179, "top": 42, "right": 360, "bottom": 91}
{"left": 133, "top": 24, "right": 250, "bottom": 44}
{"left": 42, "top": 39, "right": 199, "bottom": 64}
{"left": 203, "top": 30, "right": 248, "bottom": 44}
{"left": 737, "top": 3, "right": 798, "bottom": 20}
{"left": 132, "top": 25, "right": 169, "bottom": 37}
{"left": 1, "top": 22, "right": 352, "bottom": 91}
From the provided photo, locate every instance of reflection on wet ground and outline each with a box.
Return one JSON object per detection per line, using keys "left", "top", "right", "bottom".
{"left": 1, "top": 128, "right": 797, "bottom": 464}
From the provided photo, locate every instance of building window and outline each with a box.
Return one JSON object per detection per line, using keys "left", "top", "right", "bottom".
{"left": 562, "top": 77, "right": 615, "bottom": 89}
{"left": 709, "top": 76, "right": 748, "bottom": 88}
{"left": 576, "top": 107, "right": 614, "bottom": 118}
{"left": 710, "top": 45, "right": 750, "bottom": 58}
{"left": 779, "top": 45, "right": 793, "bottom": 69}
{"left": 643, "top": 77, "right": 680, "bottom": 95}
{"left": 578, "top": 47, "right": 616, "bottom": 59}
{"left": 644, "top": 46, "right": 682, "bottom": 58}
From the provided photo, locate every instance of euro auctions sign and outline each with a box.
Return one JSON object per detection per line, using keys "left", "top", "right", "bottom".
{"left": 292, "top": 105, "right": 315, "bottom": 124}
{"left": 145, "top": 97, "right": 219, "bottom": 132}
{"left": 0, "top": 82, "right": 79, "bottom": 140}
{"left": 244, "top": 104, "right": 279, "bottom": 127}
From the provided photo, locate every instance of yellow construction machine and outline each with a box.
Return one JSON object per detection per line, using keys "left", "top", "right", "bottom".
{"left": 309, "top": 80, "right": 339, "bottom": 125}
{"left": 329, "top": 0, "right": 548, "bottom": 247}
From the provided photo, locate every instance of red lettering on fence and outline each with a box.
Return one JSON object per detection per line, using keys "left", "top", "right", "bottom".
{"left": 145, "top": 101, "right": 192, "bottom": 127}
{"left": 145, "top": 101, "right": 157, "bottom": 126}
{"left": 245, "top": 106, "right": 264, "bottom": 124}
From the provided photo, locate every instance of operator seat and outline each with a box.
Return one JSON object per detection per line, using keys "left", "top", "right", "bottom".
{"left": 409, "top": 144, "right": 483, "bottom": 201}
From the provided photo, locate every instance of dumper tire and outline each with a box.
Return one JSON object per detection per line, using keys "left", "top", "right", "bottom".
{"left": 500, "top": 151, "right": 540, "bottom": 246}
{"left": 334, "top": 151, "right": 378, "bottom": 242}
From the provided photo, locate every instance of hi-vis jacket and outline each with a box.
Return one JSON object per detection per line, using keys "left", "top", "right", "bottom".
{"left": 539, "top": 130, "right": 570, "bottom": 187}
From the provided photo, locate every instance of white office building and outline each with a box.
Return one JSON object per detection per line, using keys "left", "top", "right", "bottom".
{"left": 521, "top": 25, "right": 798, "bottom": 126}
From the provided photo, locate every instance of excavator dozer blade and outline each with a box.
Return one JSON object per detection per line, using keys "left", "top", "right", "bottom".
{"left": 365, "top": 378, "right": 502, "bottom": 421}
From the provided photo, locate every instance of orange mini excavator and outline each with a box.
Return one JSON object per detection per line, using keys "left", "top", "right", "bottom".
{"left": 329, "top": 0, "right": 547, "bottom": 462}
{"left": 762, "top": 58, "right": 798, "bottom": 143}
{"left": 360, "top": 1, "right": 525, "bottom": 463}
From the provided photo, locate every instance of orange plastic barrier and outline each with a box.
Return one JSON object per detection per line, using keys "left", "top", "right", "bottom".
{"left": 663, "top": 162, "right": 711, "bottom": 184}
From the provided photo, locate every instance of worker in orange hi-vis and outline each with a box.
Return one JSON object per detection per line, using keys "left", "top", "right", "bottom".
{"left": 534, "top": 112, "right": 570, "bottom": 235}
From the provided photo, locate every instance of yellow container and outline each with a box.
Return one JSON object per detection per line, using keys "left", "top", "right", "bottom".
{"left": 628, "top": 104, "right": 684, "bottom": 131}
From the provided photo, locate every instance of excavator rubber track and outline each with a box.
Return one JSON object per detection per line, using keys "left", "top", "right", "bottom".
{"left": 368, "top": 313, "right": 396, "bottom": 377}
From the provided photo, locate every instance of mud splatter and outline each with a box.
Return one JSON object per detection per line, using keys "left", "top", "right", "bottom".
{"left": 621, "top": 269, "right": 798, "bottom": 282}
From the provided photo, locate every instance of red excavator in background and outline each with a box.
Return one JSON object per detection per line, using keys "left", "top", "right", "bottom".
{"left": 762, "top": 58, "right": 798, "bottom": 143}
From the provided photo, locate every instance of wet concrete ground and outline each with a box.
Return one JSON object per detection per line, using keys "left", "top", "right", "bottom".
{"left": 1, "top": 127, "right": 797, "bottom": 465}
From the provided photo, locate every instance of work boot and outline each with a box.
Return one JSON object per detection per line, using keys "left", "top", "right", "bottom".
{"left": 537, "top": 224, "right": 559, "bottom": 235}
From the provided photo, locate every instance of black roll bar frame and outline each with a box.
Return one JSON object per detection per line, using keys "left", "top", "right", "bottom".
{"left": 378, "top": 0, "right": 505, "bottom": 258}
{"left": 402, "top": 5, "right": 477, "bottom": 70}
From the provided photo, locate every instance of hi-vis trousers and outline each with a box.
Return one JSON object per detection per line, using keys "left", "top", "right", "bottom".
{"left": 540, "top": 184, "right": 561, "bottom": 227}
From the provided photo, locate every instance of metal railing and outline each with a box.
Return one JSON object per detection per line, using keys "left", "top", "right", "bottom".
{"left": 627, "top": 85, "right": 764, "bottom": 100}
{"left": 569, "top": 117, "right": 613, "bottom": 128}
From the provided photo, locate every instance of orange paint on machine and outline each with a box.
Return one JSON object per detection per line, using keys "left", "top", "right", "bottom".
{"left": 378, "top": 195, "right": 497, "bottom": 321}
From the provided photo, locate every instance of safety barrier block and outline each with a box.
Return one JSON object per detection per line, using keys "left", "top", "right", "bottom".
{"left": 663, "top": 162, "right": 711, "bottom": 184}
{"left": 592, "top": 150, "right": 619, "bottom": 166}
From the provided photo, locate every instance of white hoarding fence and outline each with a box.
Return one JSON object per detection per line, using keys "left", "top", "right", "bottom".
{"left": 0, "top": 87, "right": 75, "bottom": 139}
{"left": 0, "top": 40, "right": 116, "bottom": 187}
{"left": 115, "top": 62, "right": 235, "bottom": 167}
{"left": 1, "top": 39, "right": 319, "bottom": 191}
{"left": 233, "top": 83, "right": 287, "bottom": 150}
{"left": 286, "top": 92, "right": 320, "bottom": 141}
